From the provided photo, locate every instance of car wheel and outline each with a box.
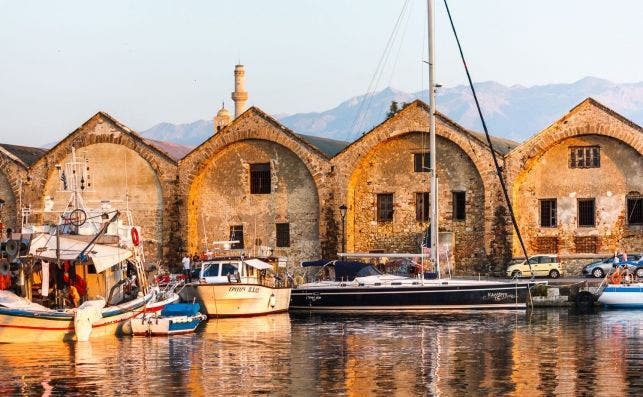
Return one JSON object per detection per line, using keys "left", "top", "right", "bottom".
{"left": 512, "top": 270, "right": 522, "bottom": 278}
{"left": 549, "top": 269, "right": 560, "bottom": 279}
{"left": 636, "top": 267, "right": 643, "bottom": 278}
{"left": 591, "top": 268, "right": 604, "bottom": 278}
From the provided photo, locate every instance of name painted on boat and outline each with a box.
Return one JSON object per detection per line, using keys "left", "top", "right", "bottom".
{"left": 228, "top": 286, "right": 260, "bottom": 293}
{"left": 483, "top": 292, "right": 515, "bottom": 302}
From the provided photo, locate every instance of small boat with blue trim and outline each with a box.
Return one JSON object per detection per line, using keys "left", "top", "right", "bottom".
{"left": 597, "top": 267, "right": 643, "bottom": 308}
{"left": 131, "top": 302, "right": 206, "bottom": 336}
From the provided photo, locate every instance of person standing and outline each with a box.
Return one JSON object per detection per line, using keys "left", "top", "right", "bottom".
{"left": 182, "top": 254, "right": 191, "bottom": 281}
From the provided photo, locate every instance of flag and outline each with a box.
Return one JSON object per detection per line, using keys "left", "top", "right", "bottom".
{"left": 60, "top": 171, "right": 67, "bottom": 190}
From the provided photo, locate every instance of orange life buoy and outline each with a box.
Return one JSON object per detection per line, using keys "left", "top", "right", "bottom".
{"left": 131, "top": 227, "right": 140, "bottom": 246}
{"left": 609, "top": 271, "right": 622, "bottom": 285}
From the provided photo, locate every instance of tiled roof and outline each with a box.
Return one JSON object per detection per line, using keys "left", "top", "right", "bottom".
{"left": 0, "top": 144, "right": 47, "bottom": 166}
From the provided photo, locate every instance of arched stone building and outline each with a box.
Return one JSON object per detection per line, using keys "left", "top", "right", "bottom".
{"left": 178, "top": 107, "right": 335, "bottom": 270}
{"left": 0, "top": 145, "right": 44, "bottom": 234}
{"left": 506, "top": 98, "right": 643, "bottom": 258}
{"left": 331, "top": 101, "right": 515, "bottom": 273}
{"left": 24, "top": 112, "right": 180, "bottom": 266}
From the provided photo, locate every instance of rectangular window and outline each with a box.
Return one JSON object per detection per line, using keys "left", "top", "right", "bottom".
{"left": 413, "top": 153, "right": 430, "bottom": 172}
{"left": 229, "top": 225, "right": 244, "bottom": 249}
{"left": 250, "top": 163, "right": 271, "bottom": 194}
{"left": 627, "top": 196, "right": 643, "bottom": 225}
{"left": 577, "top": 198, "right": 595, "bottom": 227}
{"left": 539, "top": 199, "right": 557, "bottom": 227}
{"left": 415, "top": 192, "right": 429, "bottom": 222}
{"left": 452, "top": 191, "right": 466, "bottom": 221}
{"left": 569, "top": 146, "right": 600, "bottom": 168}
{"left": 276, "top": 223, "right": 290, "bottom": 247}
{"left": 377, "top": 193, "right": 394, "bottom": 222}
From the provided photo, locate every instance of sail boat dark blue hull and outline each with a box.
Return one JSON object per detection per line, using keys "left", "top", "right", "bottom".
{"left": 290, "top": 280, "right": 530, "bottom": 311}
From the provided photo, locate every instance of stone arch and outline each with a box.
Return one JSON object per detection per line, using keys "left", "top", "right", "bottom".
{"left": 506, "top": 99, "right": 643, "bottom": 256}
{"left": 333, "top": 101, "right": 504, "bottom": 267}
{"left": 0, "top": 150, "right": 28, "bottom": 232}
{"left": 26, "top": 112, "right": 178, "bottom": 265}
{"left": 180, "top": 107, "right": 334, "bottom": 265}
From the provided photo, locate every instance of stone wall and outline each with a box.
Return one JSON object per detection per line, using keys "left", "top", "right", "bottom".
{"left": 506, "top": 99, "right": 643, "bottom": 258}
{"left": 179, "top": 107, "right": 335, "bottom": 273}
{"left": 332, "top": 101, "right": 507, "bottom": 273}
{"left": 24, "top": 113, "right": 180, "bottom": 267}
{"left": 0, "top": 149, "right": 28, "bottom": 233}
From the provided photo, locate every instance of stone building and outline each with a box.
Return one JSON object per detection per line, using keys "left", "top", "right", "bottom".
{"left": 1, "top": 67, "right": 640, "bottom": 275}
{"left": 178, "top": 107, "right": 336, "bottom": 269}
{"left": 0, "top": 145, "right": 45, "bottom": 236}
{"left": 506, "top": 98, "right": 643, "bottom": 259}
{"left": 22, "top": 112, "right": 182, "bottom": 266}
{"left": 331, "top": 101, "right": 517, "bottom": 273}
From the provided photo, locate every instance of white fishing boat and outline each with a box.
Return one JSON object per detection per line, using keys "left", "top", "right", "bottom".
{"left": 180, "top": 247, "right": 291, "bottom": 318}
{"left": 291, "top": 0, "right": 534, "bottom": 312}
{"left": 131, "top": 302, "right": 206, "bottom": 336}
{"left": 0, "top": 148, "right": 159, "bottom": 343}
{"left": 596, "top": 268, "right": 643, "bottom": 309}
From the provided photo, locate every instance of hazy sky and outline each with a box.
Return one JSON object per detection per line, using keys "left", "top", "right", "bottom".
{"left": 1, "top": 0, "right": 642, "bottom": 146}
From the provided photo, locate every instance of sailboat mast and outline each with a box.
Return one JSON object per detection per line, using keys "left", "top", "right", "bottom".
{"left": 427, "top": 0, "right": 438, "bottom": 270}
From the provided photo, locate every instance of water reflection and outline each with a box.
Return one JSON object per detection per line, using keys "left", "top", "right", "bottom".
{"left": 0, "top": 310, "right": 640, "bottom": 395}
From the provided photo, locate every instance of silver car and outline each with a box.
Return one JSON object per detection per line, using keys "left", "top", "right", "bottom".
{"left": 581, "top": 253, "right": 642, "bottom": 278}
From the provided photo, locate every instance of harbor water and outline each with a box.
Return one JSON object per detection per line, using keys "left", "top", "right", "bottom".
{"left": 0, "top": 309, "right": 640, "bottom": 396}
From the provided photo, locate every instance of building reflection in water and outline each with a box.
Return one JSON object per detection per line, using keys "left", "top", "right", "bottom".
{"left": 0, "top": 310, "right": 640, "bottom": 395}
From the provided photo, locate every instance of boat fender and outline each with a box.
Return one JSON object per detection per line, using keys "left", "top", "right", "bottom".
{"left": 268, "top": 293, "right": 276, "bottom": 308}
{"left": 0, "top": 261, "right": 10, "bottom": 276}
{"left": 5, "top": 240, "right": 18, "bottom": 257}
{"left": 131, "top": 227, "right": 140, "bottom": 247}
{"left": 609, "top": 272, "right": 622, "bottom": 285}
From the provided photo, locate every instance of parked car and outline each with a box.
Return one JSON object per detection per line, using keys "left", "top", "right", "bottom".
{"left": 620, "top": 257, "right": 643, "bottom": 278}
{"left": 581, "top": 253, "right": 642, "bottom": 278}
{"left": 506, "top": 254, "right": 563, "bottom": 278}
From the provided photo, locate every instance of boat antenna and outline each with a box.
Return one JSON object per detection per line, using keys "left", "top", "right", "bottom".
{"left": 442, "top": 0, "right": 531, "bottom": 271}
{"left": 427, "top": 0, "right": 439, "bottom": 273}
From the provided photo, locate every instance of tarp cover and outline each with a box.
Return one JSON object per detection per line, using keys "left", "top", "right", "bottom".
{"left": 161, "top": 303, "right": 201, "bottom": 317}
{"left": 243, "top": 258, "right": 272, "bottom": 270}
{"left": 28, "top": 234, "right": 132, "bottom": 273}
{"left": 334, "top": 261, "right": 380, "bottom": 281}
{"left": 301, "top": 259, "right": 334, "bottom": 267}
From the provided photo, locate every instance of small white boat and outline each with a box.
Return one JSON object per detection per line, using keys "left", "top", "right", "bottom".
{"left": 598, "top": 283, "right": 643, "bottom": 308}
{"left": 180, "top": 255, "right": 291, "bottom": 318}
{"left": 131, "top": 303, "right": 206, "bottom": 336}
{"left": 597, "top": 269, "right": 643, "bottom": 308}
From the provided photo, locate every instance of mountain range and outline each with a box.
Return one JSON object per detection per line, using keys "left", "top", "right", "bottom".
{"left": 141, "top": 77, "right": 643, "bottom": 147}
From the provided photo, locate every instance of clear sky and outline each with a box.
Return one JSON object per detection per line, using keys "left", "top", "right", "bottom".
{"left": 1, "top": 0, "right": 642, "bottom": 146}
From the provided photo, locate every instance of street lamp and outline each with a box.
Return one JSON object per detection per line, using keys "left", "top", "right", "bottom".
{"left": 339, "top": 204, "right": 347, "bottom": 255}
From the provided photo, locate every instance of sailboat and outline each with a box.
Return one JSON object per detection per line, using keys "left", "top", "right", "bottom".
{"left": 290, "top": 0, "right": 532, "bottom": 311}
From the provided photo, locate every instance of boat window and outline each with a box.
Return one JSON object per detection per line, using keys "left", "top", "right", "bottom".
{"left": 202, "top": 264, "right": 220, "bottom": 277}
{"left": 356, "top": 265, "right": 382, "bottom": 277}
{"left": 221, "top": 263, "right": 238, "bottom": 276}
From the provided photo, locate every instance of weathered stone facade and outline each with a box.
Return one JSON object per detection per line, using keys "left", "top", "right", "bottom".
{"left": 0, "top": 148, "right": 29, "bottom": 233}
{"left": 506, "top": 98, "right": 643, "bottom": 258}
{"left": 1, "top": 98, "right": 640, "bottom": 273}
{"left": 332, "top": 101, "right": 509, "bottom": 273}
{"left": 179, "top": 107, "right": 335, "bottom": 271}
{"left": 23, "top": 113, "right": 181, "bottom": 266}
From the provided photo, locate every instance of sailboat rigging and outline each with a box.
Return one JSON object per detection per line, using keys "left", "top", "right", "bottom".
{"left": 289, "top": 0, "right": 534, "bottom": 311}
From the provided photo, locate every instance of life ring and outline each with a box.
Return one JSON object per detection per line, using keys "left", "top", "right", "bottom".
{"left": 609, "top": 272, "right": 622, "bottom": 285}
{"left": 294, "top": 275, "right": 305, "bottom": 285}
{"left": 131, "top": 227, "right": 140, "bottom": 247}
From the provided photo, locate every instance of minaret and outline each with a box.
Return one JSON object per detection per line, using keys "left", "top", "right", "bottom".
{"left": 231, "top": 64, "right": 248, "bottom": 118}
{"left": 214, "top": 102, "right": 231, "bottom": 133}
